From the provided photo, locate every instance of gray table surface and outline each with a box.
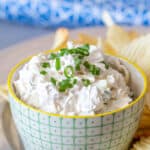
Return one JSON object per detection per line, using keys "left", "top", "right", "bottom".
{"left": 0, "top": 21, "right": 53, "bottom": 50}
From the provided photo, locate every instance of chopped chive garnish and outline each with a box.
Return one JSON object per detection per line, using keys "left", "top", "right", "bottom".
{"left": 82, "top": 79, "right": 91, "bottom": 86}
{"left": 83, "top": 61, "right": 90, "bottom": 69}
{"left": 89, "top": 65, "right": 100, "bottom": 75}
{"left": 58, "top": 87, "right": 66, "bottom": 92}
{"left": 69, "top": 49, "right": 76, "bottom": 54}
{"left": 55, "top": 57, "right": 61, "bottom": 70}
{"left": 58, "top": 78, "right": 73, "bottom": 92}
{"left": 40, "top": 70, "right": 47, "bottom": 75}
{"left": 50, "top": 77, "right": 57, "bottom": 85}
{"left": 72, "top": 78, "right": 77, "bottom": 84}
{"left": 64, "top": 65, "right": 74, "bottom": 78}
{"left": 101, "top": 61, "right": 109, "bottom": 69}
{"left": 59, "top": 48, "right": 69, "bottom": 56}
{"left": 77, "top": 44, "right": 90, "bottom": 56}
{"left": 84, "top": 61, "right": 100, "bottom": 75}
{"left": 74, "top": 57, "right": 82, "bottom": 70}
{"left": 58, "top": 78, "right": 77, "bottom": 92}
{"left": 74, "top": 47, "right": 89, "bottom": 56}
{"left": 60, "top": 44, "right": 90, "bottom": 57}
{"left": 80, "top": 44, "right": 89, "bottom": 50}
{"left": 41, "top": 62, "right": 50, "bottom": 68}
{"left": 49, "top": 44, "right": 89, "bottom": 63}
{"left": 49, "top": 53, "right": 58, "bottom": 60}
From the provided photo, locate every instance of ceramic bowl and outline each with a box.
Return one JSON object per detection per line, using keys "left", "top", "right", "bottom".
{"left": 7, "top": 54, "right": 147, "bottom": 150}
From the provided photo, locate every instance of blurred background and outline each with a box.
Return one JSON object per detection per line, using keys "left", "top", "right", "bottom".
{"left": 0, "top": 0, "right": 150, "bottom": 49}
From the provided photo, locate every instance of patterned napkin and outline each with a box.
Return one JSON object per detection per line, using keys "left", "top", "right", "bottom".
{"left": 0, "top": 0, "right": 150, "bottom": 27}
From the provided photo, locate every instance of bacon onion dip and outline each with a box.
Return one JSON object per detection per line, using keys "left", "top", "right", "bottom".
{"left": 13, "top": 42, "right": 134, "bottom": 116}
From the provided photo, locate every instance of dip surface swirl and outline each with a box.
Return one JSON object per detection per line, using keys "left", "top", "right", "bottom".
{"left": 13, "top": 42, "right": 133, "bottom": 116}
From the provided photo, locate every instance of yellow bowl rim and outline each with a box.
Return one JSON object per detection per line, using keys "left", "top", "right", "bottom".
{"left": 7, "top": 50, "right": 147, "bottom": 119}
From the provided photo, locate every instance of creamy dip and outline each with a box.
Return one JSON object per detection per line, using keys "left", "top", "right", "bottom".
{"left": 13, "top": 42, "right": 133, "bottom": 116}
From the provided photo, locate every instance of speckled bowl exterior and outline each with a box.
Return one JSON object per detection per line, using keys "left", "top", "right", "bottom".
{"left": 8, "top": 55, "right": 147, "bottom": 150}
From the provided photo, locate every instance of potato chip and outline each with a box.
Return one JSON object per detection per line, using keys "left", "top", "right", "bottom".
{"left": 144, "top": 85, "right": 150, "bottom": 110}
{"left": 131, "top": 136, "right": 150, "bottom": 150}
{"left": 101, "top": 40, "right": 117, "bottom": 55}
{"left": 0, "top": 84, "right": 8, "bottom": 102}
{"left": 128, "top": 31, "right": 139, "bottom": 40}
{"left": 73, "top": 33, "right": 97, "bottom": 45}
{"left": 106, "top": 25, "right": 139, "bottom": 53}
{"left": 119, "top": 34, "right": 150, "bottom": 75}
{"left": 101, "top": 10, "right": 115, "bottom": 27}
{"left": 134, "top": 129, "right": 150, "bottom": 139}
{"left": 139, "top": 119, "right": 150, "bottom": 129}
{"left": 142, "top": 106, "right": 150, "bottom": 115}
{"left": 136, "top": 105, "right": 150, "bottom": 136}
{"left": 106, "top": 25, "right": 133, "bottom": 52}
{"left": 51, "top": 28, "right": 69, "bottom": 50}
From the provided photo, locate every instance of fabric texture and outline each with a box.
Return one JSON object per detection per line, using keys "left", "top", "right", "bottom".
{"left": 0, "top": 0, "right": 150, "bottom": 27}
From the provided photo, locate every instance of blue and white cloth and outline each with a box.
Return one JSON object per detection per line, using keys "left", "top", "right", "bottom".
{"left": 0, "top": 0, "right": 150, "bottom": 27}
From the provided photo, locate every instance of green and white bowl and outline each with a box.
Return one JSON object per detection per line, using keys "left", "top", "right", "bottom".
{"left": 7, "top": 54, "right": 147, "bottom": 150}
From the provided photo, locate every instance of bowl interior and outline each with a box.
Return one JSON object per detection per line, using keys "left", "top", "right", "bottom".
{"left": 105, "top": 55, "right": 145, "bottom": 99}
